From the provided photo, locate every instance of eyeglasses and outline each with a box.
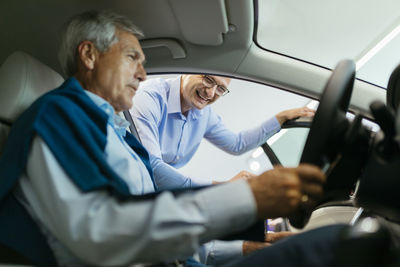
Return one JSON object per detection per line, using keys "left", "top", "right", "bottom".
{"left": 202, "top": 75, "right": 230, "bottom": 96}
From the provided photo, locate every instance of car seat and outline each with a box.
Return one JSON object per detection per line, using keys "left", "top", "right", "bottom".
{"left": 0, "top": 51, "right": 64, "bottom": 154}
{"left": 0, "top": 51, "right": 63, "bottom": 265}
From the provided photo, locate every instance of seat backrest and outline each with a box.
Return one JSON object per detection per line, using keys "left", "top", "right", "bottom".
{"left": 0, "top": 51, "right": 64, "bottom": 154}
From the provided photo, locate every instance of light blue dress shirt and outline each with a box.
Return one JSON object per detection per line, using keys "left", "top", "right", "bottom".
{"left": 85, "top": 90, "right": 155, "bottom": 195}
{"left": 131, "top": 76, "right": 281, "bottom": 190}
{"left": 131, "top": 76, "right": 280, "bottom": 265}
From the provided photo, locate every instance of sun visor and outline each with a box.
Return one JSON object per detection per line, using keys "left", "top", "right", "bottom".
{"left": 141, "top": 38, "right": 186, "bottom": 59}
{"left": 169, "top": 0, "right": 229, "bottom": 45}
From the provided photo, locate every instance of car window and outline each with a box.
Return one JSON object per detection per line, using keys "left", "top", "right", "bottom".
{"left": 257, "top": 0, "right": 400, "bottom": 88}
{"left": 136, "top": 75, "right": 380, "bottom": 178}
{"left": 146, "top": 74, "right": 313, "bottom": 180}
{"left": 268, "top": 128, "right": 309, "bottom": 167}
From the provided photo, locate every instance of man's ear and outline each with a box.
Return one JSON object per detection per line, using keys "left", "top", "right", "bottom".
{"left": 77, "top": 41, "right": 97, "bottom": 71}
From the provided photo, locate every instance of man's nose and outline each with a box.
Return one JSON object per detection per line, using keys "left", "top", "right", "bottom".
{"left": 205, "top": 85, "right": 217, "bottom": 98}
{"left": 135, "top": 63, "right": 147, "bottom": 82}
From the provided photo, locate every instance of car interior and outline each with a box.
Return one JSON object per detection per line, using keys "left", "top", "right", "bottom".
{"left": 1, "top": 0, "right": 400, "bottom": 266}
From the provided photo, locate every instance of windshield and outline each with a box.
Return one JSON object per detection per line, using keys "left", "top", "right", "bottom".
{"left": 256, "top": 0, "right": 400, "bottom": 88}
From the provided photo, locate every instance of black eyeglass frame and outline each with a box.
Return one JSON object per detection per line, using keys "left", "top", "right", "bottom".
{"left": 201, "top": 75, "right": 230, "bottom": 96}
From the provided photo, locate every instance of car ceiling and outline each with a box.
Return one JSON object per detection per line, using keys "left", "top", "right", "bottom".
{"left": 0, "top": 0, "right": 252, "bottom": 75}
{"left": 0, "top": 0, "right": 386, "bottom": 115}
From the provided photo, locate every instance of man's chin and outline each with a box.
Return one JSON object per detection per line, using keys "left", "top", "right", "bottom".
{"left": 120, "top": 99, "right": 134, "bottom": 112}
{"left": 194, "top": 103, "right": 207, "bottom": 110}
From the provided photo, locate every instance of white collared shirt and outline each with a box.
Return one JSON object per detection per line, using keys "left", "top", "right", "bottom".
{"left": 16, "top": 90, "right": 257, "bottom": 266}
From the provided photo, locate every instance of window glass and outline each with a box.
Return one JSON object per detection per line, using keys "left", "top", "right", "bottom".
{"left": 146, "top": 75, "right": 313, "bottom": 180}
{"left": 136, "top": 75, "right": 380, "bottom": 180}
{"left": 268, "top": 128, "right": 309, "bottom": 167}
{"left": 257, "top": 0, "right": 400, "bottom": 87}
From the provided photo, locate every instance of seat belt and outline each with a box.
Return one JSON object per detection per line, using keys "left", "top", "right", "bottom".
{"left": 122, "top": 110, "right": 142, "bottom": 143}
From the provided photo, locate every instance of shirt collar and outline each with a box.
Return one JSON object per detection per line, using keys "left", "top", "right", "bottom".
{"left": 167, "top": 76, "right": 182, "bottom": 114}
{"left": 167, "top": 76, "right": 204, "bottom": 120}
{"left": 84, "top": 90, "right": 130, "bottom": 137}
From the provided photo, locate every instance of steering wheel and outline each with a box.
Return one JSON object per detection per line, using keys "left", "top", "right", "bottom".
{"left": 288, "top": 59, "right": 356, "bottom": 229}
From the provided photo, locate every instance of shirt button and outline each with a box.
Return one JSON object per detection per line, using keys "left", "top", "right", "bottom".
{"left": 176, "top": 156, "right": 180, "bottom": 160}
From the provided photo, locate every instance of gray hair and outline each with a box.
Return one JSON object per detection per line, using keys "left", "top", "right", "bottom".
{"left": 58, "top": 10, "right": 144, "bottom": 77}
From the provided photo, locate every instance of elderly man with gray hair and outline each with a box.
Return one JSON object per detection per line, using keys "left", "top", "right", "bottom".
{"left": 0, "top": 10, "right": 344, "bottom": 267}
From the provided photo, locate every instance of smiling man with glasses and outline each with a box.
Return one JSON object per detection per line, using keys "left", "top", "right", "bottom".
{"left": 130, "top": 73, "right": 315, "bottom": 263}
{"left": 130, "top": 74, "right": 314, "bottom": 190}
{"left": 130, "top": 73, "right": 314, "bottom": 264}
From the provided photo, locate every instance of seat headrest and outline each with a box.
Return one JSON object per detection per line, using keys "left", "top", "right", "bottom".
{"left": 387, "top": 63, "right": 400, "bottom": 112}
{"left": 0, "top": 51, "right": 64, "bottom": 123}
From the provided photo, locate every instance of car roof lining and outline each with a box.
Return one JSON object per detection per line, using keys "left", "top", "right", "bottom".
{"left": 0, "top": 0, "right": 385, "bottom": 116}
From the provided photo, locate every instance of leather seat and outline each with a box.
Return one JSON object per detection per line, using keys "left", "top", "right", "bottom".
{"left": 0, "top": 51, "right": 63, "bottom": 154}
{"left": 0, "top": 51, "right": 63, "bottom": 265}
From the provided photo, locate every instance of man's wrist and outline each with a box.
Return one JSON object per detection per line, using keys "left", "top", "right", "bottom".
{"left": 275, "top": 113, "right": 286, "bottom": 125}
{"left": 243, "top": 241, "right": 270, "bottom": 255}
